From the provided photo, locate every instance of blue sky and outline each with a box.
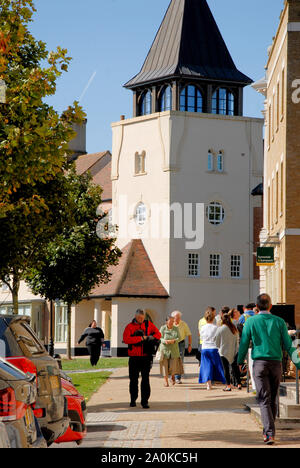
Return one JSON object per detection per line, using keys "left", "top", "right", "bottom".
{"left": 30, "top": 0, "right": 284, "bottom": 153}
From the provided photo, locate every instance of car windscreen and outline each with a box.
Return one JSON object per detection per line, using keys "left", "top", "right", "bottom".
{"left": 9, "top": 321, "right": 45, "bottom": 356}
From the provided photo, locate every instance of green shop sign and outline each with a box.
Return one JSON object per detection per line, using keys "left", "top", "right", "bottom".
{"left": 257, "top": 247, "right": 275, "bottom": 266}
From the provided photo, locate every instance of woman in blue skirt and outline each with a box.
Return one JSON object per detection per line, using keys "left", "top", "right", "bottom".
{"left": 199, "top": 307, "right": 226, "bottom": 390}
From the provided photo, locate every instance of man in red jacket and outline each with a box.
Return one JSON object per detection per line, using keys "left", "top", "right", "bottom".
{"left": 123, "top": 309, "right": 161, "bottom": 409}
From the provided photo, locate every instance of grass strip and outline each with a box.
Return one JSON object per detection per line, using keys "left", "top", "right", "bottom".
{"left": 62, "top": 357, "right": 128, "bottom": 371}
{"left": 70, "top": 371, "right": 112, "bottom": 402}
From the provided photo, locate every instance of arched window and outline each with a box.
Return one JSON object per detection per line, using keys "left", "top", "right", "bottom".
{"left": 217, "top": 152, "right": 224, "bottom": 172}
{"left": 135, "top": 202, "right": 147, "bottom": 226}
{"left": 212, "top": 88, "right": 235, "bottom": 116}
{"left": 208, "top": 150, "right": 214, "bottom": 172}
{"left": 139, "top": 90, "right": 152, "bottom": 116}
{"left": 180, "top": 85, "right": 203, "bottom": 113}
{"left": 159, "top": 86, "right": 172, "bottom": 111}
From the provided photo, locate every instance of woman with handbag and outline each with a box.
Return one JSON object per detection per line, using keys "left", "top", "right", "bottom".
{"left": 159, "top": 316, "right": 183, "bottom": 387}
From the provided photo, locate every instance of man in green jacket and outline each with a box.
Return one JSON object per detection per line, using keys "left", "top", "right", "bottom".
{"left": 238, "top": 293, "right": 300, "bottom": 445}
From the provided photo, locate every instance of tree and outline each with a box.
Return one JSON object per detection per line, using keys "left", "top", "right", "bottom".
{"left": 0, "top": 0, "right": 85, "bottom": 216}
{"left": 0, "top": 0, "right": 86, "bottom": 310}
{"left": 26, "top": 169, "right": 122, "bottom": 359}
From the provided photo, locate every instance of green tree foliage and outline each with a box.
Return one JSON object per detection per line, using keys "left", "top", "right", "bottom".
{"left": 0, "top": 0, "right": 86, "bottom": 311}
{"left": 26, "top": 169, "right": 122, "bottom": 359}
{"left": 0, "top": 0, "right": 85, "bottom": 216}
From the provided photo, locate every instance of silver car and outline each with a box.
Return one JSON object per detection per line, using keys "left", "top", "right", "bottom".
{"left": 0, "top": 422, "right": 10, "bottom": 448}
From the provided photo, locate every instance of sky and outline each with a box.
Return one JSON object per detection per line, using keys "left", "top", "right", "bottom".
{"left": 30, "top": 0, "right": 284, "bottom": 154}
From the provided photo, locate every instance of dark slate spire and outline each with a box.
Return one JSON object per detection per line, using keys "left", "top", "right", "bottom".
{"left": 125, "top": 0, "right": 252, "bottom": 89}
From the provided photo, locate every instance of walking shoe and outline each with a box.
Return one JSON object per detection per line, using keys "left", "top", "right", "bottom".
{"left": 263, "top": 436, "right": 275, "bottom": 445}
{"left": 130, "top": 402, "right": 136, "bottom": 408}
{"left": 142, "top": 403, "right": 150, "bottom": 409}
{"left": 175, "top": 379, "right": 182, "bottom": 384}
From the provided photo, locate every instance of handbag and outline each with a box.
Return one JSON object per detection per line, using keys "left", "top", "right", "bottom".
{"left": 155, "top": 349, "right": 162, "bottom": 362}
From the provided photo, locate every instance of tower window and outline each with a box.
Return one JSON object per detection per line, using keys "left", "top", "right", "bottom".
{"left": 135, "top": 203, "right": 147, "bottom": 226}
{"left": 159, "top": 86, "right": 172, "bottom": 111}
{"left": 188, "top": 253, "right": 200, "bottom": 277}
{"left": 231, "top": 255, "right": 242, "bottom": 279}
{"left": 135, "top": 151, "right": 146, "bottom": 175}
{"left": 212, "top": 88, "right": 234, "bottom": 116}
{"left": 180, "top": 85, "right": 203, "bottom": 113}
{"left": 217, "top": 152, "right": 224, "bottom": 172}
{"left": 210, "top": 254, "right": 222, "bottom": 278}
{"left": 139, "top": 90, "right": 152, "bottom": 116}
{"left": 206, "top": 202, "right": 225, "bottom": 225}
{"left": 208, "top": 151, "right": 214, "bottom": 172}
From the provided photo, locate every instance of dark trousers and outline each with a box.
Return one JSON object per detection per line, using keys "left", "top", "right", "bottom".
{"left": 87, "top": 344, "right": 101, "bottom": 366}
{"left": 221, "top": 357, "right": 231, "bottom": 385}
{"left": 253, "top": 360, "right": 282, "bottom": 437}
{"left": 221, "top": 356, "right": 241, "bottom": 386}
{"left": 129, "top": 356, "right": 152, "bottom": 405}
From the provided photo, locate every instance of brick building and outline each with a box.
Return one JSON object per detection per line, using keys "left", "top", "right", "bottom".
{"left": 254, "top": 0, "right": 300, "bottom": 323}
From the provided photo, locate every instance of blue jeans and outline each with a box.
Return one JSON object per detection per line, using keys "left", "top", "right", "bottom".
{"left": 175, "top": 341, "right": 185, "bottom": 381}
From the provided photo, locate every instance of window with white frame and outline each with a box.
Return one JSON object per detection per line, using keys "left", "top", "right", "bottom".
{"left": 188, "top": 253, "right": 200, "bottom": 277}
{"left": 207, "top": 151, "right": 214, "bottom": 172}
{"left": 217, "top": 152, "right": 224, "bottom": 172}
{"left": 231, "top": 255, "right": 242, "bottom": 279}
{"left": 206, "top": 202, "right": 225, "bottom": 225}
{"left": 135, "top": 202, "right": 147, "bottom": 226}
{"left": 55, "top": 303, "right": 68, "bottom": 343}
{"left": 0, "top": 282, "right": 9, "bottom": 292}
{"left": 210, "top": 254, "right": 221, "bottom": 278}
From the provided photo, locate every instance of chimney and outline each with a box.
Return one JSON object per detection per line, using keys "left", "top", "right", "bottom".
{"left": 68, "top": 120, "right": 87, "bottom": 161}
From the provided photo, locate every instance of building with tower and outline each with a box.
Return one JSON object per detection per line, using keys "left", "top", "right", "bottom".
{"left": 3, "top": 0, "right": 264, "bottom": 356}
{"left": 90, "top": 0, "right": 264, "bottom": 355}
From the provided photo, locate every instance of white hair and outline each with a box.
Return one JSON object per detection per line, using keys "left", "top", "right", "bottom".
{"left": 171, "top": 310, "right": 182, "bottom": 318}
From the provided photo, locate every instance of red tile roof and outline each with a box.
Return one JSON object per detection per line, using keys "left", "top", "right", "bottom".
{"left": 89, "top": 239, "right": 169, "bottom": 298}
{"left": 75, "top": 151, "right": 109, "bottom": 175}
{"left": 75, "top": 151, "right": 112, "bottom": 201}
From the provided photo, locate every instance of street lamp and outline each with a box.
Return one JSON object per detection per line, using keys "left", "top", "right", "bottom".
{"left": 49, "top": 298, "right": 60, "bottom": 358}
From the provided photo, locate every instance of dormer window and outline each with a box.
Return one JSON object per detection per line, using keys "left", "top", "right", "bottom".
{"left": 180, "top": 85, "right": 203, "bottom": 113}
{"left": 212, "top": 88, "right": 235, "bottom": 116}
{"left": 139, "top": 90, "right": 152, "bottom": 116}
{"left": 159, "top": 86, "right": 172, "bottom": 111}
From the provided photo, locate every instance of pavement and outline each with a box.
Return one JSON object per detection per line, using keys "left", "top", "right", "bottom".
{"left": 53, "top": 358, "right": 300, "bottom": 449}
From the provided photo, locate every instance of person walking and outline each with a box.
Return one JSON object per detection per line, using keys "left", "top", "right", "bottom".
{"left": 238, "top": 303, "right": 257, "bottom": 392}
{"left": 216, "top": 313, "right": 241, "bottom": 391}
{"left": 123, "top": 309, "right": 161, "bottom": 409}
{"left": 159, "top": 316, "right": 183, "bottom": 387}
{"left": 216, "top": 306, "right": 230, "bottom": 327}
{"left": 77, "top": 320, "right": 105, "bottom": 366}
{"left": 197, "top": 307, "right": 216, "bottom": 365}
{"left": 237, "top": 294, "right": 300, "bottom": 445}
{"left": 171, "top": 311, "right": 192, "bottom": 384}
{"left": 199, "top": 308, "right": 226, "bottom": 390}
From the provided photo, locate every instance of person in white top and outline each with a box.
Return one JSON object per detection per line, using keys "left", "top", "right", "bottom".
{"left": 199, "top": 307, "right": 226, "bottom": 390}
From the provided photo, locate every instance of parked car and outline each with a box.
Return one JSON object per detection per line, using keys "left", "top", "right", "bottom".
{"left": 55, "top": 377, "right": 87, "bottom": 446}
{"left": 0, "top": 357, "right": 47, "bottom": 448}
{"left": 0, "top": 315, "right": 69, "bottom": 446}
{"left": 0, "top": 422, "right": 10, "bottom": 448}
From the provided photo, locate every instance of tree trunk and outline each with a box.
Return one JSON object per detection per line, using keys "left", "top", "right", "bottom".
{"left": 12, "top": 273, "right": 20, "bottom": 315}
{"left": 66, "top": 303, "right": 72, "bottom": 360}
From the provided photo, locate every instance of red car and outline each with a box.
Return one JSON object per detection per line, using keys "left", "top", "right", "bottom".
{"left": 55, "top": 378, "right": 87, "bottom": 445}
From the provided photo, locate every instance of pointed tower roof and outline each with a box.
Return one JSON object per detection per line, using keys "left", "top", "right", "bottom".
{"left": 125, "top": 0, "right": 252, "bottom": 89}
